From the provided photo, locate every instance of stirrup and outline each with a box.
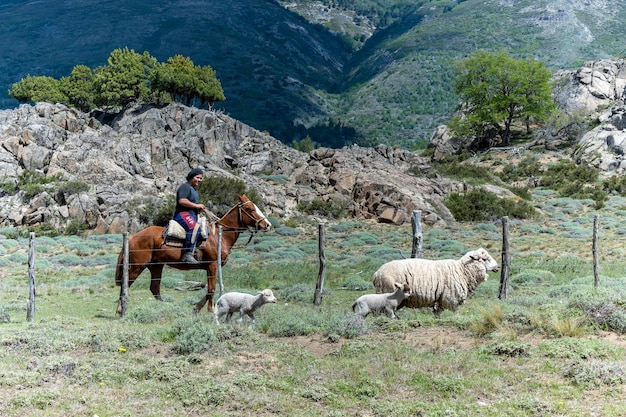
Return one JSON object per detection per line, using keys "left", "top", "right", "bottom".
{"left": 182, "top": 252, "right": 198, "bottom": 264}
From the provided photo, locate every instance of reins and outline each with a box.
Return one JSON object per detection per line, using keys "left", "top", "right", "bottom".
{"left": 211, "top": 202, "right": 268, "bottom": 245}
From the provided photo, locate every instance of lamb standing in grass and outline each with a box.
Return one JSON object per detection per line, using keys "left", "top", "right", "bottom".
{"left": 372, "top": 248, "right": 499, "bottom": 316}
{"left": 352, "top": 282, "right": 412, "bottom": 319}
{"left": 214, "top": 289, "right": 277, "bottom": 324}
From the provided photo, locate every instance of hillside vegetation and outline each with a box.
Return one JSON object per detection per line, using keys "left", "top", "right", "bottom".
{"left": 2, "top": 1, "right": 626, "bottom": 148}
{"left": 2, "top": 186, "right": 626, "bottom": 415}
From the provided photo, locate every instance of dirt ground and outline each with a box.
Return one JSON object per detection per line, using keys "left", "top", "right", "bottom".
{"left": 285, "top": 326, "right": 626, "bottom": 359}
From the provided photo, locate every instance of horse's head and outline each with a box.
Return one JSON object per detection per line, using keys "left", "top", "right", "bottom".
{"left": 238, "top": 194, "right": 272, "bottom": 231}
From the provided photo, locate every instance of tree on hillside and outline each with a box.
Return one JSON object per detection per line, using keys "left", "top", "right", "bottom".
{"left": 150, "top": 55, "right": 224, "bottom": 108}
{"left": 453, "top": 50, "right": 555, "bottom": 147}
{"left": 194, "top": 64, "right": 225, "bottom": 108}
{"left": 60, "top": 65, "right": 95, "bottom": 112}
{"left": 93, "top": 47, "right": 157, "bottom": 107}
{"left": 9, "top": 75, "right": 67, "bottom": 104}
{"left": 8, "top": 47, "right": 224, "bottom": 112}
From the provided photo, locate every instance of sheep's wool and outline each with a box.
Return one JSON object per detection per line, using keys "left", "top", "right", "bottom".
{"left": 372, "top": 248, "right": 498, "bottom": 315}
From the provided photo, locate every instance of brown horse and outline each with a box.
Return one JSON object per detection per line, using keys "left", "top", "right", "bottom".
{"left": 115, "top": 194, "right": 271, "bottom": 314}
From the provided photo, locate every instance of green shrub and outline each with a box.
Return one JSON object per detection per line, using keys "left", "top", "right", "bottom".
{"left": 444, "top": 188, "right": 537, "bottom": 221}
{"left": 434, "top": 160, "right": 494, "bottom": 183}
{"left": 325, "top": 313, "right": 371, "bottom": 339}
{"left": 570, "top": 295, "right": 626, "bottom": 333}
{"left": 342, "top": 276, "right": 372, "bottom": 291}
{"left": 260, "top": 304, "right": 320, "bottom": 337}
{"left": 258, "top": 173, "right": 290, "bottom": 184}
{"left": 540, "top": 159, "right": 607, "bottom": 208}
{"left": 172, "top": 318, "right": 218, "bottom": 355}
{"left": 64, "top": 220, "right": 89, "bottom": 235}
{"left": 28, "top": 222, "right": 61, "bottom": 237}
{"left": 538, "top": 337, "right": 623, "bottom": 360}
{"left": 508, "top": 185, "right": 532, "bottom": 200}
{"left": 603, "top": 174, "right": 626, "bottom": 196}
{"left": 481, "top": 341, "right": 531, "bottom": 357}
{"left": 564, "top": 360, "right": 626, "bottom": 387}
{"left": 56, "top": 180, "right": 90, "bottom": 194}
{"left": 198, "top": 176, "right": 261, "bottom": 210}
{"left": 512, "top": 269, "right": 556, "bottom": 285}
{"left": 296, "top": 198, "right": 348, "bottom": 219}
{"left": 328, "top": 221, "right": 360, "bottom": 233}
{"left": 279, "top": 283, "right": 316, "bottom": 302}
{"left": 499, "top": 155, "right": 543, "bottom": 182}
{"left": 0, "top": 176, "right": 17, "bottom": 195}
{"left": 0, "top": 306, "right": 10, "bottom": 323}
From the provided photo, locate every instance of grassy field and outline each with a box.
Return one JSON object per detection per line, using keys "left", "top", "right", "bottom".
{"left": 2, "top": 188, "right": 626, "bottom": 416}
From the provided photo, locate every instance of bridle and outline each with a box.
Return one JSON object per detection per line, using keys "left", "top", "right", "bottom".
{"left": 214, "top": 202, "right": 269, "bottom": 243}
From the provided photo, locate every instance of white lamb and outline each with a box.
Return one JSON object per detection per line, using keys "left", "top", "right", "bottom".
{"left": 372, "top": 248, "right": 499, "bottom": 316}
{"left": 352, "top": 282, "right": 412, "bottom": 319}
{"left": 214, "top": 289, "right": 277, "bottom": 324}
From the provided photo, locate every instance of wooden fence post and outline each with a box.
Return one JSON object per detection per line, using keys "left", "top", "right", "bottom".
{"left": 593, "top": 214, "right": 600, "bottom": 288}
{"left": 498, "top": 216, "right": 510, "bottom": 300}
{"left": 313, "top": 224, "right": 326, "bottom": 306}
{"left": 411, "top": 210, "right": 422, "bottom": 258}
{"left": 120, "top": 232, "right": 130, "bottom": 316}
{"left": 217, "top": 225, "right": 224, "bottom": 298}
{"left": 26, "top": 232, "right": 36, "bottom": 322}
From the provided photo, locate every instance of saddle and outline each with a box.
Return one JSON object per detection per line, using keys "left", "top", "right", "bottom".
{"left": 162, "top": 215, "right": 213, "bottom": 248}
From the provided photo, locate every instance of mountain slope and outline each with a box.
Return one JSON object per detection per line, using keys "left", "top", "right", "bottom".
{"left": 334, "top": 0, "right": 626, "bottom": 146}
{"left": 0, "top": 0, "right": 351, "bottom": 142}
{"left": 2, "top": 0, "right": 626, "bottom": 148}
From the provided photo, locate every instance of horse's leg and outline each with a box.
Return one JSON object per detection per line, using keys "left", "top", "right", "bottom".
{"left": 194, "top": 264, "right": 216, "bottom": 313}
{"left": 147, "top": 264, "right": 165, "bottom": 301}
{"left": 116, "top": 264, "right": 146, "bottom": 315}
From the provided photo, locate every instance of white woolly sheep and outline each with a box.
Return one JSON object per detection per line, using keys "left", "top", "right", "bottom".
{"left": 214, "top": 289, "right": 277, "bottom": 324}
{"left": 372, "top": 248, "right": 499, "bottom": 316}
{"left": 352, "top": 282, "right": 412, "bottom": 319}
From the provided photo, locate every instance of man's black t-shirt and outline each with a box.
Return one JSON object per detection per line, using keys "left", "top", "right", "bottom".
{"left": 174, "top": 182, "right": 200, "bottom": 215}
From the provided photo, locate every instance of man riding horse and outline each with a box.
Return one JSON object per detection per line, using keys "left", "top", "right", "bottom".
{"left": 173, "top": 168, "right": 206, "bottom": 264}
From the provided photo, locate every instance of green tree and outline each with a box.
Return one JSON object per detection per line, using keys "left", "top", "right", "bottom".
{"left": 60, "top": 65, "right": 95, "bottom": 111}
{"left": 93, "top": 47, "right": 157, "bottom": 107}
{"left": 194, "top": 64, "right": 225, "bottom": 107}
{"left": 453, "top": 50, "right": 555, "bottom": 147}
{"left": 150, "top": 55, "right": 224, "bottom": 107}
{"left": 8, "top": 75, "right": 67, "bottom": 104}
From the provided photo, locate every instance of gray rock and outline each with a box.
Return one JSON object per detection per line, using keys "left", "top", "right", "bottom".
{"left": 0, "top": 102, "right": 462, "bottom": 231}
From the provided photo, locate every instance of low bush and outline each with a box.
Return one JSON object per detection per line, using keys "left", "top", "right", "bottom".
{"left": 564, "top": 360, "right": 626, "bottom": 387}
{"left": 540, "top": 159, "right": 607, "bottom": 209}
{"left": 434, "top": 159, "right": 494, "bottom": 183}
{"left": 481, "top": 341, "right": 531, "bottom": 357}
{"left": 342, "top": 276, "right": 372, "bottom": 291}
{"left": 296, "top": 198, "right": 349, "bottom": 219}
{"left": 444, "top": 188, "right": 537, "bottom": 221}
{"left": 171, "top": 318, "right": 219, "bottom": 355}
{"left": 198, "top": 176, "right": 261, "bottom": 210}
{"left": 499, "top": 155, "right": 543, "bottom": 182}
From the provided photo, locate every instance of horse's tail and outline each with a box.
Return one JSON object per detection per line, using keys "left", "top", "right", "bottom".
{"left": 115, "top": 249, "right": 124, "bottom": 287}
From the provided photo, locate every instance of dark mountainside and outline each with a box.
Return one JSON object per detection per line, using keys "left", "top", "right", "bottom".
{"left": 0, "top": 0, "right": 350, "bottom": 143}
{"left": 2, "top": 0, "right": 626, "bottom": 147}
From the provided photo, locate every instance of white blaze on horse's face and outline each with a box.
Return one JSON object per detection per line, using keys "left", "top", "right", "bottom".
{"left": 253, "top": 202, "right": 272, "bottom": 230}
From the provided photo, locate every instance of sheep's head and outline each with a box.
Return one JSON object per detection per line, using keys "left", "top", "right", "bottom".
{"left": 394, "top": 282, "right": 412, "bottom": 298}
{"left": 258, "top": 289, "right": 277, "bottom": 304}
{"left": 467, "top": 248, "right": 499, "bottom": 275}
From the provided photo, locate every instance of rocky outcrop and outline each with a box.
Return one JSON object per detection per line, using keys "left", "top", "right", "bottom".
{"left": 553, "top": 59, "right": 626, "bottom": 175}
{"left": 428, "top": 58, "right": 626, "bottom": 175}
{"left": 0, "top": 102, "right": 461, "bottom": 233}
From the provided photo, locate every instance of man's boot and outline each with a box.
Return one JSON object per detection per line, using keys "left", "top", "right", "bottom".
{"left": 181, "top": 252, "right": 198, "bottom": 264}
